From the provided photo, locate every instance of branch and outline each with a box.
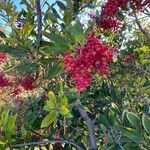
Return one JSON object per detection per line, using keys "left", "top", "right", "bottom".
{"left": 134, "top": 11, "right": 150, "bottom": 41}
{"left": 75, "top": 100, "right": 97, "bottom": 150}
{"left": 35, "top": 0, "right": 42, "bottom": 37}
{"left": 73, "top": 1, "right": 92, "bottom": 20}
{"left": 10, "top": 140, "right": 84, "bottom": 150}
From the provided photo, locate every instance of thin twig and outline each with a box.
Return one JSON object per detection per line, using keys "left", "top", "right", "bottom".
{"left": 134, "top": 11, "right": 150, "bottom": 41}
{"left": 35, "top": 0, "right": 42, "bottom": 79}
{"left": 35, "top": 0, "right": 42, "bottom": 37}
{"left": 75, "top": 100, "right": 97, "bottom": 150}
{"left": 10, "top": 139, "right": 84, "bottom": 150}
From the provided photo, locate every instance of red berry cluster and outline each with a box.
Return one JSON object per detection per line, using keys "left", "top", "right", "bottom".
{"left": 11, "top": 76, "right": 36, "bottom": 99}
{"left": 20, "top": 76, "right": 36, "bottom": 91}
{"left": 130, "top": 0, "right": 150, "bottom": 10}
{"left": 98, "top": 0, "right": 150, "bottom": 30}
{"left": 0, "top": 74, "right": 36, "bottom": 95}
{"left": 64, "top": 34, "right": 116, "bottom": 92}
{"left": 99, "top": 18, "right": 120, "bottom": 31}
{"left": 0, "top": 73, "right": 12, "bottom": 88}
{"left": 0, "top": 72, "right": 36, "bottom": 100}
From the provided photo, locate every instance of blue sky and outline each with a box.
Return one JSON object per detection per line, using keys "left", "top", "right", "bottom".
{"left": 12, "top": 0, "right": 56, "bottom": 8}
{"left": 0, "top": 0, "right": 57, "bottom": 28}
{"left": 12, "top": 0, "right": 20, "bottom": 7}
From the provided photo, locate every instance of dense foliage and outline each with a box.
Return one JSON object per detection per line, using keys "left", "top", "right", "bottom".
{"left": 0, "top": 0, "right": 150, "bottom": 149}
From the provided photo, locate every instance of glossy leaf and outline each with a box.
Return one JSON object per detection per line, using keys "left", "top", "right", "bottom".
{"left": 59, "top": 106, "right": 69, "bottom": 116}
{"left": 127, "top": 112, "right": 140, "bottom": 128}
{"left": 61, "top": 95, "right": 68, "bottom": 107}
{"left": 0, "top": 45, "right": 27, "bottom": 57}
{"left": 5, "top": 114, "right": 17, "bottom": 141}
{"left": 56, "top": 1, "right": 66, "bottom": 10}
{"left": 142, "top": 114, "right": 150, "bottom": 134}
{"left": 66, "top": 21, "right": 84, "bottom": 43}
{"left": 63, "top": 0, "right": 73, "bottom": 25}
{"left": 64, "top": 113, "right": 73, "bottom": 118}
{"left": 41, "top": 110, "right": 57, "bottom": 128}
{"left": 99, "top": 114, "right": 111, "bottom": 128}
{"left": 47, "top": 91, "right": 56, "bottom": 109}
{"left": 6, "top": 115, "right": 17, "bottom": 131}
{"left": 121, "top": 127, "right": 142, "bottom": 142}
{"left": 43, "top": 105, "right": 52, "bottom": 111}
{"left": 43, "top": 32, "right": 71, "bottom": 47}
{"left": 40, "top": 45, "right": 68, "bottom": 55}
{"left": 45, "top": 61, "right": 63, "bottom": 79}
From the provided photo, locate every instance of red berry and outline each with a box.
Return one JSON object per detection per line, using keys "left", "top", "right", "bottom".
{"left": 123, "top": 53, "right": 136, "bottom": 63}
{"left": 11, "top": 86, "right": 22, "bottom": 96}
{"left": 0, "top": 52, "right": 8, "bottom": 64}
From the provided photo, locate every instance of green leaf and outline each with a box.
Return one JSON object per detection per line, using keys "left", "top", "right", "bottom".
{"left": 66, "top": 21, "right": 84, "bottom": 43}
{"left": 56, "top": 1, "right": 66, "bottom": 10}
{"left": 21, "top": 125, "right": 27, "bottom": 139}
{"left": 36, "top": 58, "right": 59, "bottom": 64}
{"left": 73, "top": 0, "right": 81, "bottom": 14}
{"left": 44, "top": 11, "right": 58, "bottom": 23}
{"left": 15, "top": 62, "right": 39, "bottom": 74}
{"left": 47, "top": 91, "right": 56, "bottom": 109}
{"left": 43, "top": 105, "right": 51, "bottom": 111}
{"left": 121, "top": 127, "right": 142, "bottom": 142}
{"left": 40, "top": 45, "right": 68, "bottom": 55}
{"left": 5, "top": 115, "right": 17, "bottom": 131}
{"left": 63, "top": 0, "right": 73, "bottom": 25}
{"left": 99, "top": 114, "right": 111, "bottom": 128}
{"left": 24, "top": 113, "right": 37, "bottom": 126}
{"left": 127, "top": 112, "right": 140, "bottom": 128}
{"left": 122, "top": 110, "right": 130, "bottom": 126}
{"left": 63, "top": 113, "right": 73, "bottom": 118}
{"left": 6, "top": 38, "right": 23, "bottom": 45}
{"left": 1, "top": 109, "right": 9, "bottom": 127}
{"left": 0, "top": 45, "right": 27, "bottom": 57}
{"left": 0, "top": 141, "right": 5, "bottom": 145}
{"left": 58, "top": 81, "right": 63, "bottom": 93}
{"left": 43, "top": 32, "right": 71, "bottom": 47}
{"left": 142, "top": 114, "right": 150, "bottom": 134}
{"left": 110, "top": 83, "right": 118, "bottom": 100}
{"left": 5, "top": 115, "right": 17, "bottom": 141}
{"left": 22, "top": 22, "right": 34, "bottom": 37}
{"left": 41, "top": 110, "right": 57, "bottom": 128}
{"left": 51, "top": 8, "right": 61, "bottom": 19}
{"left": 45, "top": 61, "right": 63, "bottom": 79}
{"left": 61, "top": 95, "right": 68, "bottom": 107}
{"left": 59, "top": 106, "right": 69, "bottom": 116}
{"left": 0, "top": 31, "right": 6, "bottom": 38}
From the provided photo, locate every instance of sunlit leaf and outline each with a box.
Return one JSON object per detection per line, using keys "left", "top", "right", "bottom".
{"left": 41, "top": 110, "right": 57, "bottom": 128}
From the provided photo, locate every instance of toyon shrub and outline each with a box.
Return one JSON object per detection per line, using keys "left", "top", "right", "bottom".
{"left": 64, "top": 34, "right": 117, "bottom": 92}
